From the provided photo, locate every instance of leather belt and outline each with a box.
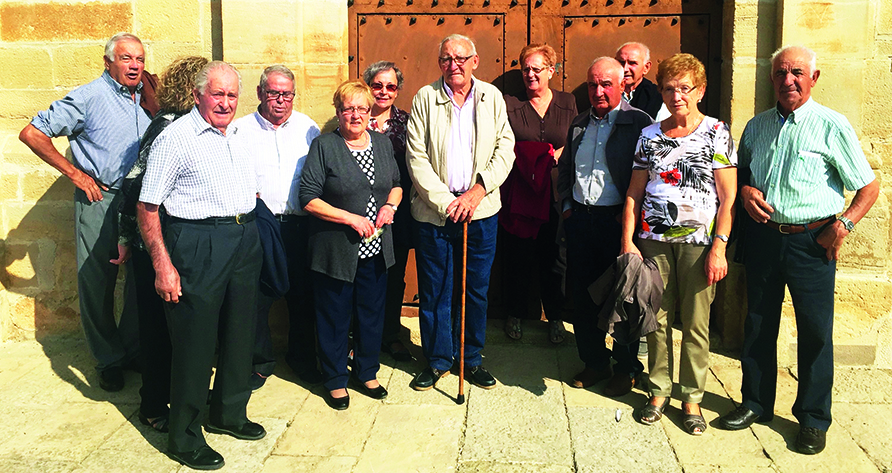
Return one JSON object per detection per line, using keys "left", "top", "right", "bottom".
{"left": 169, "top": 210, "right": 256, "bottom": 226}
{"left": 572, "top": 202, "right": 623, "bottom": 215}
{"left": 764, "top": 216, "right": 834, "bottom": 234}
{"left": 274, "top": 214, "right": 300, "bottom": 223}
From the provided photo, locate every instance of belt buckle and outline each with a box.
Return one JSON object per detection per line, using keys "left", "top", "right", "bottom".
{"left": 777, "top": 224, "right": 792, "bottom": 234}
{"left": 236, "top": 213, "right": 245, "bottom": 225}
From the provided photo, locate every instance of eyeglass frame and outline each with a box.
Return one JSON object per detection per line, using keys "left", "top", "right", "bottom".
{"left": 438, "top": 54, "right": 475, "bottom": 66}
{"left": 660, "top": 85, "right": 699, "bottom": 97}
{"left": 370, "top": 82, "right": 399, "bottom": 92}
{"left": 339, "top": 106, "right": 371, "bottom": 116}
{"left": 263, "top": 89, "right": 296, "bottom": 101}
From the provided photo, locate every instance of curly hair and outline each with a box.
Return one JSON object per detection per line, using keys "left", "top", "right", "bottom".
{"left": 332, "top": 79, "right": 374, "bottom": 111}
{"left": 156, "top": 56, "right": 209, "bottom": 113}
{"left": 656, "top": 53, "right": 706, "bottom": 90}
{"left": 519, "top": 43, "right": 557, "bottom": 69}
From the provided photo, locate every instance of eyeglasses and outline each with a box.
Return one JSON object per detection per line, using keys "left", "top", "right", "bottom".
{"left": 371, "top": 82, "right": 398, "bottom": 92}
{"left": 438, "top": 55, "right": 474, "bottom": 66}
{"left": 661, "top": 85, "right": 698, "bottom": 96}
{"left": 340, "top": 106, "right": 370, "bottom": 116}
{"left": 521, "top": 65, "right": 548, "bottom": 75}
{"left": 264, "top": 90, "right": 296, "bottom": 101}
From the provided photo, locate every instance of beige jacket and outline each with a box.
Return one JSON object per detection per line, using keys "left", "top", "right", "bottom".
{"left": 406, "top": 77, "right": 515, "bottom": 226}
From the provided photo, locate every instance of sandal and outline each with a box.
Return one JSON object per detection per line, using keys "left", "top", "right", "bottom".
{"left": 682, "top": 403, "right": 707, "bottom": 435}
{"left": 549, "top": 320, "right": 566, "bottom": 344}
{"left": 139, "top": 412, "right": 170, "bottom": 433}
{"left": 504, "top": 316, "right": 522, "bottom": 340}
{"left": 638, "top": 396, "right": 670, "bottom": 425}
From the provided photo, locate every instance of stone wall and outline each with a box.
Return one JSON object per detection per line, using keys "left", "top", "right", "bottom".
{"left": 1, "top": 0, "right": 890, "bottom": 369}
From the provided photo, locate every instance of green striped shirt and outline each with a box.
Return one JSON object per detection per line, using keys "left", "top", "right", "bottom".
{"left": 738, "top": 99, "right": 875, "bottom": 224}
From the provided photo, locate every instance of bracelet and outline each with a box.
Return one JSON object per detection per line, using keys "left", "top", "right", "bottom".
{"left": 714, "top": 234, "right": 729, "bottom": 243}
{"left": 384, "top": 203, "right": 398, "bottom": 212}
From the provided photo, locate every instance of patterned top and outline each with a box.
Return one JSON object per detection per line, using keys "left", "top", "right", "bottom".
{"left": 633, "top": 116, "right": 737, "bottom": 245}
{"left": 739, "top": 98, "right": 875, "bottom": 224}
{"left": 31, "top": 71, "right": 151, "bottom": 189}
{"left": 352, "top": 141, "right": 381, "bottom": 259}
{"left": 368, "top": 106, "right": 413, "bottom": 247}
{"left": 140, "top": 107, "right": 256, "bottom": 219}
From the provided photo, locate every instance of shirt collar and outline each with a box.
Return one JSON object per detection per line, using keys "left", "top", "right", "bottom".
{"left": 774, "top": 97, "right": 815, "bottom": 124}
{"left": 589, "top": 103, "right": 621, "bottom": 125}
{"left": 253, "top": 109, "right": 290, "bottom": 131}
{"left": 101, "top": 70, "right": 143, "bottom": 96}
{"left": 188, "top": 106, "right": 229, "bottom": 136}
{"left": 443, "top": 77, "right": 475, "bottom": 105}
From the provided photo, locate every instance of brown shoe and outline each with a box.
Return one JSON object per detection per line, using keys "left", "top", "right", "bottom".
{"left": 570, "top": 367, "right": 612, "bottom": 389}
{"left": 603, "top": 372, "right": 636, "bottom": 397}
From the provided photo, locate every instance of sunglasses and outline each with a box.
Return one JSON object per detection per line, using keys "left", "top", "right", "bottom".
{"left": 371, "top": 82, "right": 398, "bottom": 92}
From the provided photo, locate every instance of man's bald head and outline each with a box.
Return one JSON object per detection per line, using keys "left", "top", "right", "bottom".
{"left": 587, "top": 57, "right": 624, "bottom": 117}
{"left": 615, "top": 42, "right": 653, "bottom": 93}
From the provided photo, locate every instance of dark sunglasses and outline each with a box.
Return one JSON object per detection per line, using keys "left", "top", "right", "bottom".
{"left": 371, "top": 82, "right": 398, "bottom": 92}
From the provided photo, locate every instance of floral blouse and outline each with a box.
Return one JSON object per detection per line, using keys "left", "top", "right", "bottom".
{"left": 632, "top": 116, "right": 737, "bottom": 245}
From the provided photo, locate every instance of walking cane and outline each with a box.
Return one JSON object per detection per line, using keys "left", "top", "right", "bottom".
{"left": 457, "top": 220, "right": 468, "bottom": 405}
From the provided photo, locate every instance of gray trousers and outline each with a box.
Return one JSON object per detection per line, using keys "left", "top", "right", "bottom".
{"left": 74, "top": 188, "right": 139, "bottom": 372}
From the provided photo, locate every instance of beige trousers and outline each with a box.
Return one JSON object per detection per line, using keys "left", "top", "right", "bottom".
{"left": 638, "top": 239, "right": 716, "bottom": 404}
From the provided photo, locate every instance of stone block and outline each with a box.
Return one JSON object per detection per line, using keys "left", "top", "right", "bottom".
{"left": 135, "top": 0, "right": 201, "bottom": 43}
{"left": 51, "top": 45, "right": 105, "bottom": 89}
{"left": 222, "top": 0, "right": 303, "bottom": 65}
{"left": 834, "top": 275, "right": 892, "bottom": 340}
{"left": 0, "top": 90, "right": 68, "bottom": 121}
{"left": 0, "top": 2, "right": 132, "bottom": 42}
{"left": 835, "top": 403, "right": 892, "bottom": 471}
{"left": 22, "top": 172, "right": 73, "bottom": 202}
{"left": 729, "top": 0, "right": 778, "bottom": 60}
{"left": 246, "top": 367, "right": 310, "bottom": 420}
{"left": 301, "top": 0, "right": 348, "bottom": 65}
{"left": 0, "top": 458, "right": 76, "bottom": 473}
{"left": 143, "top": 42, "right": 208, "bottom": 74}
{"left": 353, "top": 405, "right": 463, "bottom": 473}
{"left": 293, "top": 64, "right": 349, "bottom": 128}
{"left": 262, "top": 455, "right": 357, "bottom": 473}
{"left": 811, "top": 60, "right": 863, "bottom": 132}
{"left": 273, "top": 392, "right": 380, "bottom": 457}
{"left": 0, "top": 47, "right": 54, "bottom": 89}
{"left": 779, "top": 0, "right": 872, "bottom": 58}
{"left": 5, "top": 242, "right": 46, "bottom": 290}
{"left": 53, "top": 241, "right": 77, "bottom": 293}
{"left": 3, "top": 202, "right": 73, "bottom": 241}
{"left": 459, "top": 463, "right": 573, "bottom": 473}
{"left": 1, "top": 173, "right": 19, "bottom": 201}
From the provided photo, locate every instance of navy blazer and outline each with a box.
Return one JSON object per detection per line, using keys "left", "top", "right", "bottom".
{"left": 254, "top": 197, "right": 290, "bottom": 298}
{"left": 299, "top": 129, "right": 401, "bottom": 282}
{"left": 629, "top": 78, "right": 663, "bottom": 121}
{"left": 557, "top": 100, "right": 653, "bottom": 202}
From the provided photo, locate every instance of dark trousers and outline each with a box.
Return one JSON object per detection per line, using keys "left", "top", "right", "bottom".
{"left": 383, "top": 242, "right": 411, "bottom": 345}
{"left": 499, "top": 203, "right": 566, "bottom": 320}
{"left": 313, "top": 254, "right": 387, "bottom": 391}
{"left": 565, "top": 206, "right": 642, "bottom": 376}
{"left": 131, "top": 249, "right": 171, "bottom": 419}
{"left": 165, "top": 219, "right": 262, "bottom": 453}
{"left": 414, "top": 215, "right": 498, "bottom": 371}
{"left": 740, "top": 217, "right": 836, "bottom": 430}
{"left": 253, "top": 216, "right": 317, "bottom": 376}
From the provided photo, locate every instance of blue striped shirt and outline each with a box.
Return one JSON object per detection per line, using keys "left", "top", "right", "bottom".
{"left": 30, "top": 71, "right": 150, "bottom": 189}
{"left": 739, "top": 99, "right": 875, "bottom": 224}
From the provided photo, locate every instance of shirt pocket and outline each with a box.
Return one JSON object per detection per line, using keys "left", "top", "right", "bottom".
{"left": 788, "top": 150, "right": 825, "bottom": 191}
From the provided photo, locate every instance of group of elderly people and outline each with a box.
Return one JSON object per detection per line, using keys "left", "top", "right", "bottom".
{"left": 21, "top": 29, "right": 875, "bottom": 468}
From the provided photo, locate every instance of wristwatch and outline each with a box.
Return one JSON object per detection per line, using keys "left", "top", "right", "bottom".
{"left": 838, "top": 216, "right": 855, "bottom": 232}
{"left": 714, "top": 234, "right": 729, "bottom": 243}
{"left": 385, "top": 203, "right": 398, "bottom": 212}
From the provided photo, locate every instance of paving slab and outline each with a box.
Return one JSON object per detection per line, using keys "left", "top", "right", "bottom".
{"left": 681, "top": 466, "right": 778, "bottom": 473}
{"left": 261, "top": 455, "right": 357, "bottom": 472}
{"left": 833, "top": 368, "right": 892, "bottom": 403}
{"left": 0, "top": 402, "right": 136, "bottom": 462}
{"left": 246, "top": 370, "right": 311, "bottom": 421}
{"left": 197, "top": 417, "right": 288, "bottom": 473}
{"left": 461, "top": 345, "right": 572, "bottom": 467}
{"left": 834, "top": 403, "right": 892, "bottom": 471}
{"left": 0, "top": 458, "right": 77, "bottom": 473}
{"left": 273, "top": 390, "right": 380, "bottom": 457}
{"left": 557, "top": 345, "right": 649, "bottom": 410}
{"left": 751, "top": 413, "right": 879, "bottom": 473}
{"left": 710, "top": 364, "right": 800, "bottom": 416}
{"left": 70, "top": 412, "right": 176, "bottom": 472}
{"left": 457, "top": 461, "right": 573, "bottom": 473}
{"left": 353, "top": 404, "right": 464, "bottom": 473}
{"left": 568, "top": 406, "right": 682, "bottom": 473}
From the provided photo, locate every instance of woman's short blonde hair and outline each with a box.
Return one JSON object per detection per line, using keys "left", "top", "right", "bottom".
{"left": 157, "top": 56, "right": 209, "bottom": 113}
{"left": 333, "top": 79, "right": 374, "bottom": 111}
{"left": 519, "top": 43, "right": 557, "bottom": 69}
{"left": 656, "top": 53, "right": 706, "bottom": 90}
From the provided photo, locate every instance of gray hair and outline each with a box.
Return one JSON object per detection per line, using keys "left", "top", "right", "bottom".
{"left": 589, "top": 57, "right": 624, "bottom": 83}
{"left": 104, "top": 33, "right": 143, "bottom": 61}
{"left": 439, "top": 34, "right": 477, "bottom": 57}
{"left": 616, "top": 42, "right": 651, "bottom": 63}
{"left": 362, "top": 61, "right": 405, "bottom": 90}
{"left": 771, "top": 45, "right": 817, "bottom": 73}
{"left": 194, "top": 61, "right": 243, "bottom": 95}
{"left": 259, "top": 65, "right": 295, "bottom": 91}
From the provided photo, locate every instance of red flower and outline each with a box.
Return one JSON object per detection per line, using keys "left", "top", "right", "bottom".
{"left": 660, "top": 168, "right": 681, "bottom": 186}
{"left": 640, "top": 210, "right": 650, "bottom": 232}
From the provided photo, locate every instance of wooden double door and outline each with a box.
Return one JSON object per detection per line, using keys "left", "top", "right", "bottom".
{"left": 348, "top": 0, "right": 725, "bottom": 313}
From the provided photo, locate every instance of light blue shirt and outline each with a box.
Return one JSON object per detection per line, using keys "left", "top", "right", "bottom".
{"left": 572, "top": 105, "right": 624, "bottom": 206}
{"left": 31, "top": 71, "right": 150, "bottom": 189}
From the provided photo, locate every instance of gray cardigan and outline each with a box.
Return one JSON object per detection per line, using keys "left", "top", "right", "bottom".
{"left": 299, "top": 129, "right": 401, "bottom": 282}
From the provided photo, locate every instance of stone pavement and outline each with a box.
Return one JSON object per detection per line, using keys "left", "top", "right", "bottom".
{"left": 1, "top": 317, "right": 891, "bottom": 473}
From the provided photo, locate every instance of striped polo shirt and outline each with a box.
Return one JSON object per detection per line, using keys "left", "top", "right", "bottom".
{"left": 738, "top": 98, "right": 875, "bottom": 224}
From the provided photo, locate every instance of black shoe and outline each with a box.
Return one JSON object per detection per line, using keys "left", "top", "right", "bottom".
{"left": 323, "top": 391, "right": 350, "bottom": 410}
{"left": 465, "top": 366, "right": 497, "bottom": 389}
{"left": 249, "top": 372, "right": 269, "bottom": 391}
{"left": 719, "top": 405, "right": 773, "bottom": 430}
{"left": 796, "top": 427, "right": 826, "bottom": 455}
{"left": 356, "top": 381, "right": 388, "bottom": 400}
{"left": 138, "top": 412, "right": 170, "bottom": 433}
{"left": 168, "top": 445, "right": 224, "bottom": 470}
{"left": 412, "top": 367, "right": 449, "bottom": 391}
{"left": 98, "top": 367, "right": 124, "bottom": 392}
{"left": 297, "top": 367, "right": 324, "bottom": 385}
{"left": 205, "top": 421, "right": 266, "bottom": 440}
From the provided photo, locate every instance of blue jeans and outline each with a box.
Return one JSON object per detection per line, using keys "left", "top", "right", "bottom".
{"left": 740, "top": 217, "right": 836, "bottom": 430}
{"left": 414, "top": 216, "right": 498, "bottom": 371}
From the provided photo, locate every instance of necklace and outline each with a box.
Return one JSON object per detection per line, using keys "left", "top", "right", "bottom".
{"left": 662, "top": 114, "right": 704, "bottom": 138}
{"left": 343, "top": 130, "right": 369, "bottom": 149}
